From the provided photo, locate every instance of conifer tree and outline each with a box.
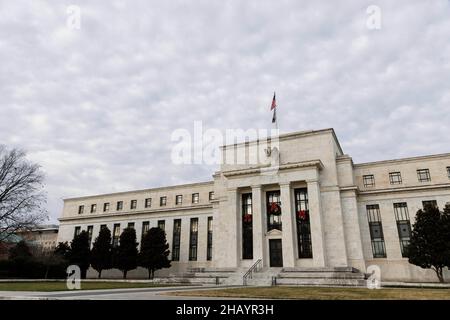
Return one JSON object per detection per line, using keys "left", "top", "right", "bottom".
{"left": 90, "top": 226, "right": 112, "bottom": 278}
{"left": 114, "top": 227, "right": 138, "bottom": 279}
{"left": 139, "top": 227, "right": 171, "bottom": 279}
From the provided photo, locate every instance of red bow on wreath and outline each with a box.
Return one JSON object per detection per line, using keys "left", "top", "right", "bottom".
{"left": 243, "top": 214, "right": 252, "bottom": 223}
{"left": 269, "top": 202, "right": 281, "bottom": 215}
{"left": 297, "top": 210, "right": 308, "bottom": 220}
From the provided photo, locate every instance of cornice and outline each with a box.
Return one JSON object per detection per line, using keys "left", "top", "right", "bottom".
{"left": 222, "top": 160, "right": 324, "bottom": 178}
{"left": 357, "top": 183, "right": 450, "bottom": 195}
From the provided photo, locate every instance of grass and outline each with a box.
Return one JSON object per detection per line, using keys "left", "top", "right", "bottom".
{"left": 169, "top": 286, "right": 450, "bottom": 300}
{"left": 0, "top": 281, "right": 183, "bottom": 292}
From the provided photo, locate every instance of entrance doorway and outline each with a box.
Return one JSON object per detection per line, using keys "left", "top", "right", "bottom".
{"left": 269, "top": 239, "right": 283, "bottom": 267}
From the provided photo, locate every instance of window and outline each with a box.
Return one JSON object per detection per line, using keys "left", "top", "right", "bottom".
{"left": 74, "top": 226, "right": 81, "bottom": 238}
{"left": 447, "top": 167, "right": 450, "bottom": 179}
{"left": 100, "top": 224, "right": 107, "bottom": 230}
{"left": 242, "top": 193, "right": 253, "bottom": 260}
{"left": 116, "top": 201, "right": 123, "bottom": 211}
{"left": 112, "top": 224, "right": 120, "bottom": 247}
{"left": 417, "top": 169, "right": 431, "bottom": 182}
{"left": 267, "top": 191, "right": 282, "bottom": 231}
{"left": 145, "top": 198, "right": 152, "bottom": 208}
{"left": 142, "top": 221, "right": 149, "bottom": 240}
{"left": 192, "top": 193, "right": 199, "bottom": 204}
{"left": 295, "top": 188, "right": 312, "bottom": 258}
{"left": 130, "top": 200, "right": 137, "bottom": 209}
{"left": 393, "top": 203, "right": 412, "bottom": 257}
{"left": 209, "top": 191, "right": 215, "bottom": 201}
{"left": 160, "top": 196, "right": 167, "bottom": 206}
{"left": 87, "top": 226, "right": 93, "bottom": 247}
{"left": 366, "top": 204, "right": 386, "bottom": 258}
{"left": 389, "top": 172, "right": 402, "bottom": 185}
{"left": 158, "top": 220, "right": 165, "bottom": 231}
{"left": 176, "top": 195, "right": 183, "bottom": 205}
{"left": 207, "top": 217, "right": 213, "bottom": 261}
{"left": 90, "top": 204, "right": 97, "bottom": 213}
{"left": 189, "top": 218, "right": 198, "bottom": 261}
{"left": 103, "top": 203, "right": 110, "bottom": 212}
{"left": 127, "top": 222, "right": 135, "bottom": 229}
{"left": 363, "top": 175, "right": 375, "bottom": 188}
{"left": 423, "top": 200, "right": 438, "bottom": 210}
{"left": 78, "top": 205, "right": 84, "bottom": 214}
{"left": 172, "top": 219, "right": 181, "bottom": 261}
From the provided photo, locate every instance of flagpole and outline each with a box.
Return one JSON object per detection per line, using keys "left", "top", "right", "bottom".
{"left": 274, "top": 108, "right": 278, "bottom": 130}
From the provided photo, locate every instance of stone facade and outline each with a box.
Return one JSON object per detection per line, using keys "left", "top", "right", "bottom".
{"left": 57, "top": 128, "right": 450, "bottom": 282}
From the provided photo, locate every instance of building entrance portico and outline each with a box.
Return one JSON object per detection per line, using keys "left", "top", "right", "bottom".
{"left": 214, "top": 170, "right": 328, "bottom": 271}
{"left": 211, "top": 129, "right": 356, "bottom": 273}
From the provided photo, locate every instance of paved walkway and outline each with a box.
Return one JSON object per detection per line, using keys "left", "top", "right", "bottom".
{"left": 0, "top": 285, "right": 245, "bottom": 300}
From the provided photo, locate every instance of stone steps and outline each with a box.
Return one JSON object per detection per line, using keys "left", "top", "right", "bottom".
{"left": 165, "top": 266, "right": 368, "bottom": 287}
{"left": 277, "top": 273, "right": 365, "bottom": 279}
{"left": 276, "top": 277, "right": 367, "bottom": 287}
{"left": 276, "top": 267, "right": 368, "bottom": 287}
{"left": 243, "top": 267, "right": 281, "bottom": 286}
{"left": 282, "top": 267, "right": 357, "bottom": 273}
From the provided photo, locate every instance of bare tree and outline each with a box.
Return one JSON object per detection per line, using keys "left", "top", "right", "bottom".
{"left": 0, "top": 145, "right": 47, "bottom": 241}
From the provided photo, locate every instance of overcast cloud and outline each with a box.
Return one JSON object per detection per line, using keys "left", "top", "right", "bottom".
{"left": 1, "top": 0, "right": 449, "bottom": 223}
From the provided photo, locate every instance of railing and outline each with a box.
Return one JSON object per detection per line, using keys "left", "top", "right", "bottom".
{"left": 243, "top": 259, "right": 262, "bottom": 286}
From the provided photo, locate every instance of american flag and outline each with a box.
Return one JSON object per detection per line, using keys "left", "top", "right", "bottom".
{"left": 271, "top": 92, "right": 277, "bottom": 124}
{"left": 270, "top": 92, "right": 277, "bottom": 110}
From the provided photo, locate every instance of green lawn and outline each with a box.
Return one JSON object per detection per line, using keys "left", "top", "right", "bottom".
{"left": 0, "top": 281, "right": 183, "bottom": 292}
{"left": 169, "top": 286, "right": 450, "bottom": 300}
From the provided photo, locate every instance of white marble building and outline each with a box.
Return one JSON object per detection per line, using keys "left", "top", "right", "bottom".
{"left": 57, "top": 128, "right": 450, "bottom": 282}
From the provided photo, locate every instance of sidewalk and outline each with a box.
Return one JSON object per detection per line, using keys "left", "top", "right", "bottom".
{"left": 0, "top": 285, "right": 245, "bottom": 300}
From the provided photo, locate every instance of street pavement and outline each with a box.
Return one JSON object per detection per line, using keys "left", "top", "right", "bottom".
{"left": 0, "top": 285, "right": 246, "bottom": 300}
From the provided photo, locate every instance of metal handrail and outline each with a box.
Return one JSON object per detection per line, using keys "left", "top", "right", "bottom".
{"left": 243, "top": 259, "right": 262, "bottom": 285}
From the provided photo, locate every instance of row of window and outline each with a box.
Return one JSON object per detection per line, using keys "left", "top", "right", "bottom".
{"left": 78, "top": 192, "right": 215, "bottom": 214}
{"left": 363, "top": 167, "right": 450, "bottom": 188}
{"left": 74, "top": 217, "right": 214, "bottom": 261}
{"left": 366, "top": 200, "right": 438, "bottom": 258}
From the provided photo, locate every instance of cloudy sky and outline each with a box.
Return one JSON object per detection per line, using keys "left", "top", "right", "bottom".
{"left": 1, "top": 0, "right": 449, "bottom": 223}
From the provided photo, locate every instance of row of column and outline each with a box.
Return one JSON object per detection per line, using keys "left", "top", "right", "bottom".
{"left": 232, "top": 180, "right": 327, "bottom": 268}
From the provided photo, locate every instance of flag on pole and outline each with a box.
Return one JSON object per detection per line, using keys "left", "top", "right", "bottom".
{"left": 271, "top": 92, "right": 277, "bottom": 110}
{"left": 271, "top": 92, "right": 277, "bottom": 124}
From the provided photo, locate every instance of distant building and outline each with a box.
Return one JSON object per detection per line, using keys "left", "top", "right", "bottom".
{"left": 16, "top": 225, "right": 59, "bottom": 253}
{"left": 0, "top": 233, "right": 23, "bottom": 260}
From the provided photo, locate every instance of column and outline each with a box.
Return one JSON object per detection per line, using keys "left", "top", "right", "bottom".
{"left": 280, "top": 183, "right": 296, "bottom": 267}
{"left": 166, "top": 219, "right": 174, "bottom": 260}
{"left": 179, "top": 216, "right": 190, "bottom": 263}
{"left": 197, "top": 215, "right": 208, "bottom": 262}
{"left": 307, "top": 180, "right": 326, "bottom": 267}
{"left": 251, "top": 185, "right": 265, "bottom": 266}
{"left": 215, "top": 188, "right": 239, "bottom": 267}
{"left": 135, "top": 221, "right": 143, "bottom": 250}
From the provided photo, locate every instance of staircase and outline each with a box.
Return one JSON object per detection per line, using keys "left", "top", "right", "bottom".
{"left": 164, "top": 266, "right": 368, "bottom": 288}
{"left": 244, "top": 268, "right": 282, "bottom": 286}
{"left": 276, "top": 267, "right": 367, "bottom": 287}
{"left": 166, "top": 268, "right": 237, "bottom": 285}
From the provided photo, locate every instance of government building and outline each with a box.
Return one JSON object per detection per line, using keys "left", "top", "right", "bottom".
{"left": 57, "top": 128, "right": 450, "bottom": 283}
